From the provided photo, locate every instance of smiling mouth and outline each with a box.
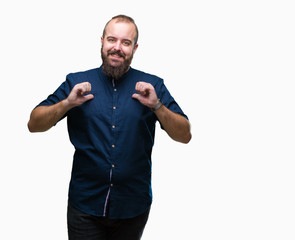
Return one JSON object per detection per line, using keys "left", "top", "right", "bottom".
{"left": 111, "top": 53, "right": 122, "bottom": 59}
{"left": 108, "top": 50, "right": 125, "bottom": 59}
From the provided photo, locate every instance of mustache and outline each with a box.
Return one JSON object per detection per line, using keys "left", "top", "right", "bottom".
{"left": 107, "top": 50, "right": 126, "bottom": 58}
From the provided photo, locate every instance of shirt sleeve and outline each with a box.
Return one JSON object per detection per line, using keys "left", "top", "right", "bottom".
{"left": 35, "top": 74, "right": 74, "bottom": 122}
{"left": 154, "top": 79, "right": 189, "bottom": 128}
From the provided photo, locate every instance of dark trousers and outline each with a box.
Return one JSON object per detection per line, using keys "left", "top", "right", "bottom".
{"left": 67, "top": 202, "right": 150, "bottom": 240}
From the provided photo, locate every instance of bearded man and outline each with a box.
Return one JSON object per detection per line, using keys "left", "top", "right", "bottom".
{"left": 28, "top": 15, "right": 191, "bottom": 240}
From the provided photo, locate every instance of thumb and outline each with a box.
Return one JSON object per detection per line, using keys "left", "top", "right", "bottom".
{"left": 84, "top": 94, "right": 94, "bottom": 102}
{"left": 132, "top": 93, "right": 141, "bottom": 100}
{"left": 132, "top": 93, "right": 148, "bottom": 106}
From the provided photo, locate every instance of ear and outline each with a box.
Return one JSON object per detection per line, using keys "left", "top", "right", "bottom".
{"left": 101, "top": 36, "right": 103, "bottom": 45}
{"left": 133, "top": 43, "right": 138, "bottom": 54}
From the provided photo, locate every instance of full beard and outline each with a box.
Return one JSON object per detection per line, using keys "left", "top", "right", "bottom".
{"left": 101, "top": 48, "right": 133, "bottom": 80}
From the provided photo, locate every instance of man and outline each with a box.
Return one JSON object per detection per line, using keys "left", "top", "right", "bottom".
{"left": 28, "top": 15, "right": 191, "bottom": 240}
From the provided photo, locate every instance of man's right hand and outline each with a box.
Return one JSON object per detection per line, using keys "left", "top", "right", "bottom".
{"left": 65, "top": 82, "right": 94, "bottom": 108}
{"left": 28, "top": 82, "right": 94, "bottom": 132}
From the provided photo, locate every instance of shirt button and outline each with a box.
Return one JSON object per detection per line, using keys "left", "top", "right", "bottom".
{"left": 113, "top": 106, "right": 116, "bottom": 110}
{"left": 112, "top": 125, "right": 115, "bottom": 129}
{"left": 110, "top": 184, "right": 113, "bottom": 187}
{"left": 112, "top": 164, "right": 115, "bottom": 168}
{"left": 112, "top": 144, "right": 115, "bottom": 148}
{"left": 114, "top": 88, "right": 117, "bottom": 92}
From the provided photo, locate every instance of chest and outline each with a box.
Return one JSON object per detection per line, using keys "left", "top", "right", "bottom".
{"left": 68, "top": 81, "right": 155, "bottom": 129}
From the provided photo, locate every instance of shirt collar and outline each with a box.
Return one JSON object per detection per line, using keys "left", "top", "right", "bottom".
{"left": 99, "top": 65, "right": 133, "bottom": 85}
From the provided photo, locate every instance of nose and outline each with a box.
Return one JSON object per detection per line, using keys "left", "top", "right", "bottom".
{"left": 113, "top": 41, "right": 122, "bottom": 51}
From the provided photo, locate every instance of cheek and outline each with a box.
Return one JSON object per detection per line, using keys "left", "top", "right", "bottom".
{"left": 102, "top": 43, "right": 112, "bottom": 53}
{"left": 123, "top": 47, "right": 133, "bottom": 57}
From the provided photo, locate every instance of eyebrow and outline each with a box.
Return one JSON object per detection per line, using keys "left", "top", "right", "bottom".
{"left": 122, "top": 39, "right": 132, "bottom": 44}
{"left": 106, "top": 36, "right": 133, "bottom": 44}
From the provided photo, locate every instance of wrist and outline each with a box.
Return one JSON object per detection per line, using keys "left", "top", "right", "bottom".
{"left": 62, "top": 98, "right": 75, "bottom": 111}
{"left": 151, "top": 99, "right": 163, "bottom": 111}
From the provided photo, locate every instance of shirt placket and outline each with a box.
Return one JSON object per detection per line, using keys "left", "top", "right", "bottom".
{"left": 103, "top": 78, "right": 118, "bottom": 216}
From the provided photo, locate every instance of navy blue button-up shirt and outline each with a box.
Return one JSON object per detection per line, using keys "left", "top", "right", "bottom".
{"left": 37, "top": 66, "right": 187, "bottom": 219}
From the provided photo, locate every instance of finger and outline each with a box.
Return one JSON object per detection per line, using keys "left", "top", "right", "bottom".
{"left": 82, "top": 82, "right": 92, "bottom": 93}
{"left": 78, "top": 82, "right": 92, "bottom": 95}
{"left": 135, "top": 84, "right": 148, "bottom": 95}
{"left": 135, "top": 82, "right": 146, "bottom": 90}
{"left": 135, "top": 82, "right": 141, "bottom": 92}
{"left": 132, "top": 93, "right": 140, "bottom": 100}
{"left": 132, "top": 93, "right": 145, "bottom": 101}
{"left": 84, "top": 94, "right": 94, "bottom": 102}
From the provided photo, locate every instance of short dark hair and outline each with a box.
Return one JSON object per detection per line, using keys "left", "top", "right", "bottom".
{"left": 102, "top": 15, "right": 139, "bottom": 45}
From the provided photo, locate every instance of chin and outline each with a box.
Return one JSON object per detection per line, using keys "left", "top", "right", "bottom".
{"left": 109, "top": 60, "right": 123, "bottom": 67}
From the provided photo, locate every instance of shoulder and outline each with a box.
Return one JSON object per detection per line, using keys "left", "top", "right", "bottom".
{"left": 66, "top": 68, "right": 99, "bottom": 83}
{"left": 130, "top": 68, "right": 163, "bottom": 86}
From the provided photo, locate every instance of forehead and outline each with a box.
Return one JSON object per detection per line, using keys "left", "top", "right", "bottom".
{"left": 104, "top": 20, "right": 136, "bottom": 41}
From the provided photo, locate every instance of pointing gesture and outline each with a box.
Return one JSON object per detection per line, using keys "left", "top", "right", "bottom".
{"left": 132, "top": 82, "right": 158, "bottom": 108}
{"left": 65, "top": 82, "right": 94, "bottom": 107}
{"left": 28, "top": 82, "right": 94, "bottom": 132}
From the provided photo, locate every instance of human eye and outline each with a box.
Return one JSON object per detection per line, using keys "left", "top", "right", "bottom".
{"left": 107, "top": 37, "right": 116, "bottom": 43}
{"left": 122, "top": 40, "right": 131, "bottom": 46}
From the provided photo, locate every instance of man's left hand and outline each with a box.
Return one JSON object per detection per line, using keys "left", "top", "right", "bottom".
{"left": 132, "top": 82, "right": 158, "bottom": 108}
